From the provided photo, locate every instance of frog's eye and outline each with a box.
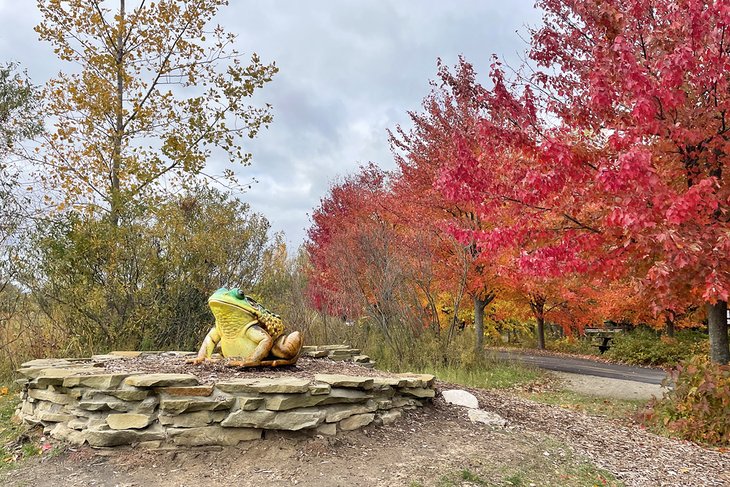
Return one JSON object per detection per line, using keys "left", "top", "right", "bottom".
{"left": 233, "top": 289, "right": 246, "bottom": 300}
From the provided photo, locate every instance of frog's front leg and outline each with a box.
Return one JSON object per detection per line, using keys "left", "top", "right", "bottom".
{"left": 227, "top": 325, "right": 272, "bottom": 367}
{"left": 187, "top": 326, "right": 221, "bottom": 364}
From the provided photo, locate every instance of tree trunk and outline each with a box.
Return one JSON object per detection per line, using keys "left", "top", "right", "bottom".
{"left": 111, "top": 0, "right": 126, "bottom": 226}
{"left": 707, "top": 300, "right": 730, "bottom": 365}
{"left": 664, "top": 315, "right": 675, "bottom": 338}
{"left": 473, "top": 295, "right": 488, "bottom": 353}
{"left": 536, "top": 315, "right": 545, "bottom": 350}
{"left": 529, "top": 294, "right": 546, "bottom": 350}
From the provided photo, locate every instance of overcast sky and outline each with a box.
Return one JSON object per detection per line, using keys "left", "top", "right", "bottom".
{"left": 0, "top": 1, "right": 543, "bottom": 249}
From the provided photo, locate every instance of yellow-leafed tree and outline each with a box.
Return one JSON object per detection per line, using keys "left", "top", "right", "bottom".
{"left": 35, "top": 0, "right": 277, "bottom": 221}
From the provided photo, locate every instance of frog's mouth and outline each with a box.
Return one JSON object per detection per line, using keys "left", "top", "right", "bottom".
{"left": 208, "top": 297, "right": 255, "bottom": 314}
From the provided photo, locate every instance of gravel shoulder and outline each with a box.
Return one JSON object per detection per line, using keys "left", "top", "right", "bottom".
{"left": 551, "top": 371, "right": 667, "bottom": 400}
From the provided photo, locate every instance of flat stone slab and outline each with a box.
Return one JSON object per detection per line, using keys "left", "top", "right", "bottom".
{"left": 21, "top": 359, "right": 74, "bottom": 368}
{"left": 324, "top": 401, "right": 377, "bottom": 423}
{"left": 83, "top": 389, "right": 150, "bottom": 401}
{"left": 396, "top": 374, "right": 436, "bottom": 388}
{"left": 159, "top": 396, "right": 234, "bottom": 414}
{"left": 22, "top": 367, "right": 97, "bottom": 383}
{"left": 159, "top": 410, "right": 226, "bottom": 428}
{"left": 402, "top": 387, "right": 436, "bottom": 398}
{"left": 264, "top": 393, "right": 327, "bottom": 411}
{"left": 85, "top": 425, "right": 166, "bottom": 447}
{"left": 106, "top": 413, "right": 153, "bottom": 430}
{"left": 314, "top": 374, "right": 374, "bottom": 390}
{"left": 372, "top": 377, "right": 408, "bottom": 389}
{"left": 222, "top": 409, "right": 327, "bottom": 431}
{"left": 304, "top": 350, "right": 329, "bottom": 358}
{"left": 28, "top": 388, "right": 74, "bottom": 405}
{"left": 329, "top": 348, "right": 361, "bottom": 355}
{"left": 63, "top": 373, "right": 131, "bottom": 389}
{"left": 168, "top": 426, "right": 261, "bottom": 446}
{"left": 154, "top": 385, "right": 214, "bottom": 397}
{"left": 124, "top": 374, "right": 199, "bottom": 388}
{"left": 216, "top": 378, "right": 311, "bottom": 394}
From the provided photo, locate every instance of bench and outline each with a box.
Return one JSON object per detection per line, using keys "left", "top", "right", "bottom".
{"left": 584, "top": 327, "right": 624, "bottom": 353}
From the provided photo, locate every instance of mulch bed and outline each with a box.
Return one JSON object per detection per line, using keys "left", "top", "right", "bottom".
{"left": 101, "top": 355, "right": 398, "bottom": 384}
{"left": 451, "top": 381, "right": 730, "bottom": 487}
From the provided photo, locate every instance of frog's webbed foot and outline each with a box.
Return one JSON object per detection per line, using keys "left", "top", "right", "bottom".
{"left": 186, "top": 357, "right": 221, "bottom": 365}
{"left": 226, "top": 356, "right": 300, "bottom": 368}
{"left": 226, "top": 358, "right": 262, "bottom": 368}
{"left": 263, "top": 357, "right": 300, "bottom": 367}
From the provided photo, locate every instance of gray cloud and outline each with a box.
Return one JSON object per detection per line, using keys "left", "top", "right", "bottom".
{"left": 0, "top": 0, "right": 542, "bottom": 248}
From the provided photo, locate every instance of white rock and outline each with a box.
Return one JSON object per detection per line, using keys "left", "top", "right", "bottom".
{"left": 441, "top": 389, "right": 479, "bottom": 409}
{"left": 467, "top": 409, "right": 507, "bottom": 427}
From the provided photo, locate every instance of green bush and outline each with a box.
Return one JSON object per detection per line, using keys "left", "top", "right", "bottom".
{"left": 605, "top": 328, "right": 707, "bottom": 366}
{"left": 641, "top": 355, "right": 730, "bottom": 446}
{"left": 548, "top": 336, "right": 598, "bottom": 356}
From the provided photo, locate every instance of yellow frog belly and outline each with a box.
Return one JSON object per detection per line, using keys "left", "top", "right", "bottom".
{"left": 215, "top": 309, "right": 258, "bottom": 358}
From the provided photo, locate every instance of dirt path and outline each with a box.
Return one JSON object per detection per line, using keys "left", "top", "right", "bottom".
{"left": 4, "top": 380, "right": 728, "bottom": 487}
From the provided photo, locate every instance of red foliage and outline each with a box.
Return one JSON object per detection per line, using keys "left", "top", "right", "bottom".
{"left": 433, "top": 1, "right": 730, "bottom": 318}
{"left": 307, "top": 2, "right": 730, "bottom": 357}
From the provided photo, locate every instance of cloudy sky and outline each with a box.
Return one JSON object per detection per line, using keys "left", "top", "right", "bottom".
{"left": 0, "top": 1, "right": 543, "bottom": 248}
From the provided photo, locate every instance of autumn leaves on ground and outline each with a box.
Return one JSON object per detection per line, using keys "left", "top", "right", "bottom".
{"left": 1, "top": 0, "right": 729, "bottom": 485}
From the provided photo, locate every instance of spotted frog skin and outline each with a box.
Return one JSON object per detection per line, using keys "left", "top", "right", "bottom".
{"left": 189, "top": 288, "right": 302, "bottom": 367}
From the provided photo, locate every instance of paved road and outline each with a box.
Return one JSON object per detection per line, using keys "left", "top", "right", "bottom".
{"left": 494, "top": 350, "right": 668, "bottom": 385}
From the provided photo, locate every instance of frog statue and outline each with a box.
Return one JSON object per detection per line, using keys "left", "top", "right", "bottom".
{"left": 188, "top": 288, "right": 303, "bottom": 367}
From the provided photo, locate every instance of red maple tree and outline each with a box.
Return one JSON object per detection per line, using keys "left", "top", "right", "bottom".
{"left": 434, "top": 0, "right": 730, "bottom": 362}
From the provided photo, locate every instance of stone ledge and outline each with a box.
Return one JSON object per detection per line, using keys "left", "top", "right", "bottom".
{"left": 15, "top": 353, "right": 436, "bottom": 448}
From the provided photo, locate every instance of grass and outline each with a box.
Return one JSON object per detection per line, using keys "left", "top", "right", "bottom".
{"left": 0, "top": 385, "right": 45, "bottom": 472}
{"left": 437, "top": 468, "right": 490, "bottom": 486}
{"left": 518, "top": 389, "right": 647, "bottom": 421}
{"left": 412, "top": 360, "right": 546, "bottom": 390}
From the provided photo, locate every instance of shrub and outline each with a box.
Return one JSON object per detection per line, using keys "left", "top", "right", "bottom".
{"left": 641, "top": 355, "right": 730, "bottom": 446}
{"left": 549, "top": 336, "right": 598, "bottom": 356}
{"left": 605, "top": 328, "right": 707, "bottom": 366}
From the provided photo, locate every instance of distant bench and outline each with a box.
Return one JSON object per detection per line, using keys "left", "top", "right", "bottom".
{"left": 584, "top": 327, "right": 624, "bottom": 353}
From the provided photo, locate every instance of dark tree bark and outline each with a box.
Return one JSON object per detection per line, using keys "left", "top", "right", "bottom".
{"left": 707, "top": 300, "right": 730, "bottom": 365}
{"left": 664, "top": 315, "right": 675, "bottom": 338}
{"left": 473, "top": 291, "right": 495, "bottom": 353}
{"left": 529, "top": 294, "right": 546, "bottom": 350}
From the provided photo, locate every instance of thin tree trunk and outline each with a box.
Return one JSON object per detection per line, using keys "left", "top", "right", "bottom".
{"left": 474, "top": 295, "right": 485, "bottom": 352}
{"left": 707, "top": 300, "right": 730, "bottom": 365}
{"left": 664, "top": 315, "right": 675, "bottom": 338}
{"left": 529, "top": 294, "right": 546, "bottom": 350}
{"left": 111, "top": 0, "right": 126, "bottom": 226}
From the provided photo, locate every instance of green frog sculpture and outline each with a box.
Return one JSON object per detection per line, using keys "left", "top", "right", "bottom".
{"left": 188, "top": 288, "right": 302, "bottom": 367}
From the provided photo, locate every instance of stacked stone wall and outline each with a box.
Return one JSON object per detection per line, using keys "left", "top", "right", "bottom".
{"left": 302, "top": 345, "right": 375, "bottom": 367}
{"left": 15, "top": 359, "right": 434, "bottom": 448}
